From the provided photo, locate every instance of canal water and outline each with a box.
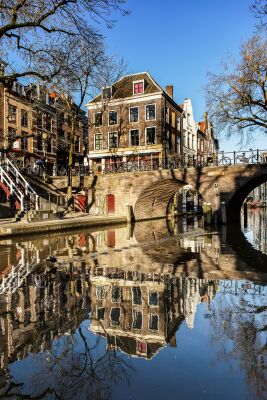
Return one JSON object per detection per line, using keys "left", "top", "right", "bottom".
{"left": 0, "top": 210, "right": 266, "bottom": 400}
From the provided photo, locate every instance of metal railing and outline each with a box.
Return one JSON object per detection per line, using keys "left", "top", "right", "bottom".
{"left": 54, "top": 149, "right": 267, "bottom": 176}
{"left": 0, "top": 165, "right": 25, "bottom": 210}
{"left": 1, "top": 158, "right": 39, "bottom": 210}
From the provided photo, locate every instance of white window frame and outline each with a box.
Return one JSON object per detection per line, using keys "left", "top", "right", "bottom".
{"left": 94, "top": 133, "right": 103, "bottom": 150}
{"left": 148, "top": 291, "right": 159, "bottom": 307}
{"left": 108, "top": 110, "right": 118, "bottom": 126}
{"left": 133, "top": 79, "right": 145, "bottom": 95}
{"left": 148, "top": 313, "right": 159, "bottom": 332}
{"left": 132, "top": 286, "right": 142, "bottom": 305}
{"left": 129, "top": 106, "right": 139, "bottom": 123}
{"left": 129, "top": 129, "right": 140, "bottom": 147}
{"left": 165, "top": 106, "right": 170, "bottom": 124}
{"left": 110, "top": 307, "right": 121, "bottom": 326}
{"left": 145, "top": 103, "right": 156, "bottom": 121}
{"left": 145, "top": 126, "right": 157, "bottom": 146}
{"left": 132, "top": 309, "right": 143, "bottom": 330}
{"left": 111, "top": 285, "right": 121, "bottom": 303}
{"left": 108, "top": 131, "right": 118, "bottom": 149}
{"left": 96, "top": 306, "right": 105, "bottom": 321}
{"left": 94, "top": 112, "right": 102, "bottom": 127}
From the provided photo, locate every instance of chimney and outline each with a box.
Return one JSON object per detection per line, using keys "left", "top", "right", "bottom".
{"left": 166, "top": 85, "right": 173, "bottom": 99}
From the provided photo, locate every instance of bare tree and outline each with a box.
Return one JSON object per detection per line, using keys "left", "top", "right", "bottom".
{"left": 50, "top": 35, "right": 126, "bottom": 209}
{"left": 205, "top": 34, "right": 267, "bottom": 142}
{"left": 0, "top": 0, "right": 128, "bottom": 87}
{"left": 251, "top": 0, "right": 267, "bottom": 30}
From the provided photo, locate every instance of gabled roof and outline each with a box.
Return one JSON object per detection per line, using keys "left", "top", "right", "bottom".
{"left": 89, "top": 72, "right": 162, "bottom": 104}
{"left": 88, "top": 72, "right": 183, "bottom": 113}
{"left": 199, "top": 121, "right": 206, "bottom": 133}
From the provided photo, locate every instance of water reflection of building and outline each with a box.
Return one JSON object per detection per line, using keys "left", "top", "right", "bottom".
{"left": 245, "top": 209, "right": 267, "bottom": 254}
{"left": 90, "top": 265, "right": 219, "bottom": 359}
{"left": 0, "top": 264, "right": 91, "bottom": 371}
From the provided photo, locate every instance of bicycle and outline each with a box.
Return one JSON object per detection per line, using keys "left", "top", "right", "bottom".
{"left": 217, "top": 151, "right": 231, "bottom": 166}
{"left": 236, "top": 149, "right": 261, "bottom": 164}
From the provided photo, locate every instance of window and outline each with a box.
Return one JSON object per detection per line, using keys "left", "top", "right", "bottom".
{"left": 177, "top": 116, "right": 181, "bottom": 131}
{"left": 146, "top": 104, "right": 156, "bottom": 121}
{"left": 132, "top": 310, "right": 142, "bottom": 330}
{"left": 109, "top": 132, "right": 118, "bottom": 149}
{"left": 8, "top": 128, "right": 16, "bottom": 144}
{"left": 146, "top": 127, "right": 156, "bottom": 145}
{"left": 95, "top": 112, "right": 102, "bottom": 127}
{"left": 103, "top": 87, "right": 112, "bottom": 99}
{"left": 187, "top": 133, "right": 190, "bottom": 149}
{"left": 97, "top": 307, "right": 105, "bottom": 321}
{"left": 8, "top": 105, "right": 17, "bottom": 123}
{"left": 133, "top": 81, "right": 144, "bottom": 94}
{"left": 132, "top": 286, "right": 142, "bottom": 305}
{"left": 95, "top": 134, "right": 103, "bottom": 150}
{"left": 37, "top": 112, "right": 43, "bottom": 129}
{"left": 171, "top": 111, "right": 176, "bottom": 128}
{"left": 46, "top": 113, "right": 52, "bottom": 131}
{"left": 96, "top": 286, "right": 105, "bottom": 300}
{"left": 112, "top": 286, "right": 121, "bottom": 303}
{"left": 110, "top": 307, "right": 120, "bottom": 326}
{"left": 149, "top": 314, "right": 159, "bottom": 331}
{"left": 21, "top": 110, "right": 28, "bottom": 127}
{"left": 21, "top": 134, "right": 28, "bottom": 151}
{"left": 149, "top": 292, "right": 159, "bottom": 306}
{"left": 130, "top": 107, "right": 139, "bottom": 123}
{"left": 37, "top": 131, "right": 42, "bottom": 150}
{"left": 166, "top": 130, "right": 170, "bottom": 149}
{"left": 75, "top": 138, "right": 80, "bottom": 153}
{"left": 165, "top": 107, "right": 169, "bottom": 124}
{"left": 130, "top": 129, "right": 139, "bottom": 146}
{"left": 176, "top": 136, "right": 180, "bottom": 154}
{"left": 109, "top": 111, "right": 117, "bottom": 125}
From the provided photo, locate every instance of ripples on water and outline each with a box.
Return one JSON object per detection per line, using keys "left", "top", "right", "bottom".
{"left": 0, "top": 211, "right": 266, "bottom": 400}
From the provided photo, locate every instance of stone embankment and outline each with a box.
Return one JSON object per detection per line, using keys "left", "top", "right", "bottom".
{"left": 0, "top": 213, "right": 126, "bottom": 238}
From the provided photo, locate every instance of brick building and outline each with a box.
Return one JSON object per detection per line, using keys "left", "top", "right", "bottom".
{"left": 0, "top": 82, "right": 87, "bottom": 175}
{"left": 197, "top": 112, "right": 219, "bottom": 165}
{"left": 86, "top": 72, "right": 184, "bottom": 171}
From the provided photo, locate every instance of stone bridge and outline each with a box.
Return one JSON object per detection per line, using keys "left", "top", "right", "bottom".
{"left": 53, "top": 163, "right": 267, "bottom": 223}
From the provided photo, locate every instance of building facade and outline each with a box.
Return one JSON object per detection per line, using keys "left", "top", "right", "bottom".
{"left": 180, "top": 98, "right": 197, "bottom": 163}
{"left": 197, "top": 112, "right": 219, "bottom": 165}
{"left": 0, "top": 82, "right": 87, "bottom": 175}
{"left": 87, "top": 72, "right": 183, "bottom": 171}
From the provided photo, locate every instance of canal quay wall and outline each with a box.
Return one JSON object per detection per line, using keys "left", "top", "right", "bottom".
{"left": 0, "top": 214, "right": 127, "bottom": 238}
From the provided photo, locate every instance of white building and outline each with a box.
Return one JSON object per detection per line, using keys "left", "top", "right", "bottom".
{"left": 180, "top": 99, "right": 197, "bottom": 163}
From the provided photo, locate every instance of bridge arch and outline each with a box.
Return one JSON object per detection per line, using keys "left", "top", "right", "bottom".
{"left": 227, "top": 171, "right": 267, "bottom": 222}
{"left": 134, "top": 178, "right": 197, "bottom": 220}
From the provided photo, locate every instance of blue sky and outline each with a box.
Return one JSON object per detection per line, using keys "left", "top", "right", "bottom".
{"left": 101, "top": 0, "right": 266, "bottom": 151}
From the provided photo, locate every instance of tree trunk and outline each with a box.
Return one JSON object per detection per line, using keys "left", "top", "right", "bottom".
{"left": 67, "top": 116, "right": 76, "bottom": 212}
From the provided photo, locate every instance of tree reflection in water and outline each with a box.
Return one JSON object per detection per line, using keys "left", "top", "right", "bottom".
{"left": 0, "top": 218, "right": 267, "bottom": 399}
{"left": 209, "top": 281, "right": 267, "bottom": 400}
{"left": 0, "top": 322, "right": 133, "bottom": 400}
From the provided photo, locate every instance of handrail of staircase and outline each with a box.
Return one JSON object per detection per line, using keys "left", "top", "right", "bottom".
{"left": 0, "top": 165, "right": 25, "bottom": 211}
{"left": 5, "top": 158, "right": 39, "bottom": 210}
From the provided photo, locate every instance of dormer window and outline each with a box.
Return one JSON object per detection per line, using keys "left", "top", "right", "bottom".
{"left": 103, "top": 86, "right": 112, "bottom": 99}
{"left": 133, "top": 80, "right": 144, "bottom": 95}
